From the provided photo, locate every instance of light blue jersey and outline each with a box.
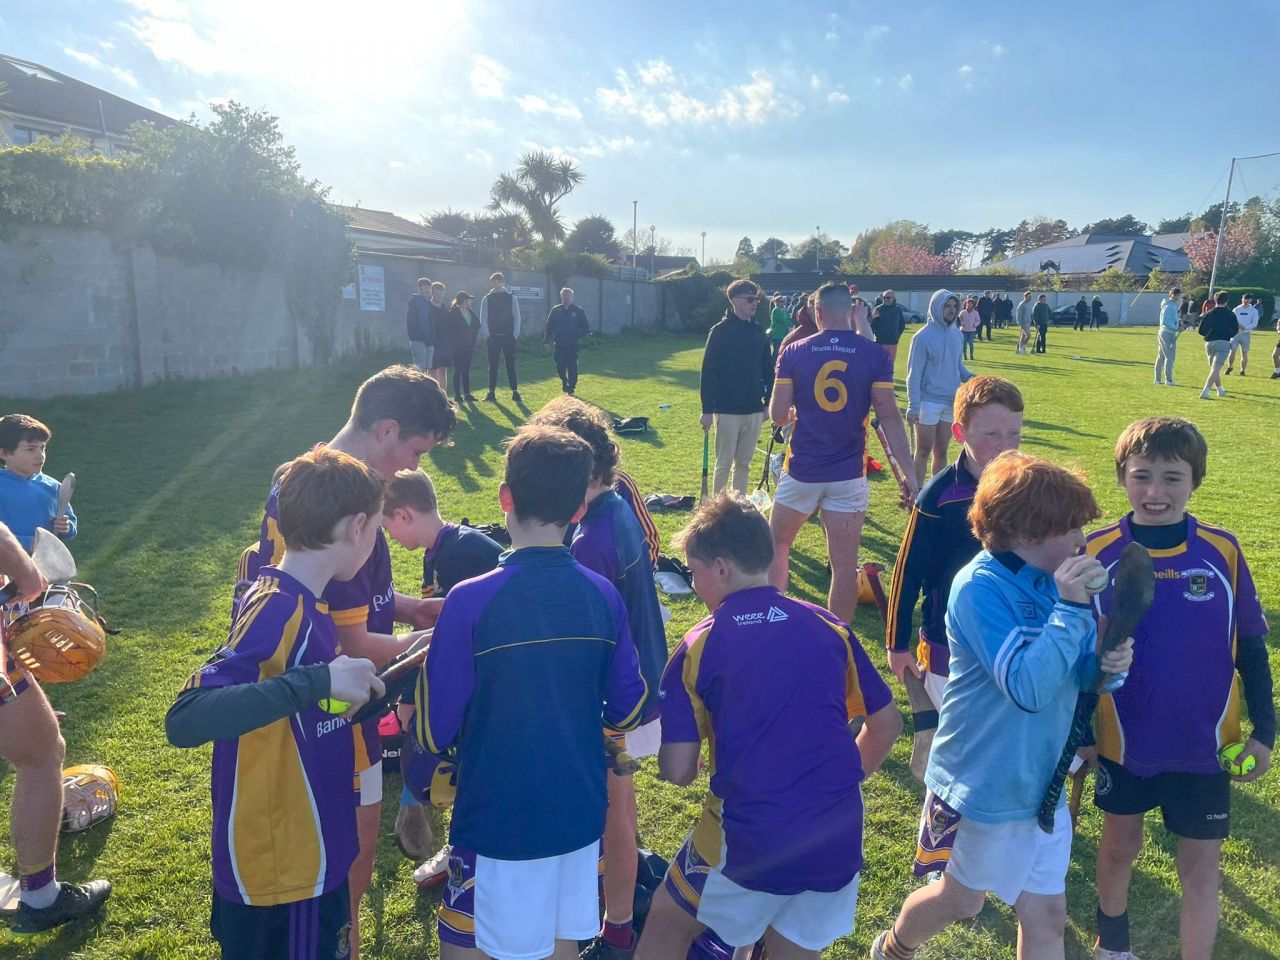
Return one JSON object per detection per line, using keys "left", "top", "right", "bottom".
{"left": 925, "top": 550, "right": 1123, "bottom": 823}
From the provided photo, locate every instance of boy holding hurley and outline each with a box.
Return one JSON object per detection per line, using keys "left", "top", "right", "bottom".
{"left": 872, "top": 452, "right": 1134, "bottom": 960}
{"left": 166, "top": 449, "right": 387, "bottom": 960}
{"left": 638, "top": 495, "right": 901, "bottom": 960}
{"left": 1086, "top": 418, "right": 1272, "bottom": 960}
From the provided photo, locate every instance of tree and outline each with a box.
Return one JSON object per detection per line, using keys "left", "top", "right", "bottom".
{"left": 487, "top": 150, "right": 584, "bottom": 243}
{"left": 1184, "top": 220, "right": 1259, "bottom": 275}
{"left": 1156, "top": 214, "right": 1193, "bottom": 234}
{"left": 424, "top": 208, "right": 472, "bottom": 240}
{"left": 1080, "top": 214, "right": 1149, "bottom": 237}
{"left": 564, "top": 214, "right": 621, "bottom": 258}
{"left": 735, "top": 236, "right": 755, "bottom": 261}
{"left": 619, "top": 228, "right": 694, "bottom": 260}
{"left": 848, "top": 219, "right": 930, "bottom": 265}
{"left": 1012, "top": 217, "right": 1073, "bottom": 254}
{"left": 757, "top": 236, "right": 789, "bottom": 260}
{"left": 868, "top": 239, "right": 957, "bottom": 275}
{"left": 471, "top": 211, "right": 531, "bottom": 254}
{"left": 979, "top": 227, "right": 1017, "bottom": 263}
{"left": 793, "top": 233, "right": 848, "bottom": 263}
{"left": 931, "top": 229, "right": 978, "bottom": 268}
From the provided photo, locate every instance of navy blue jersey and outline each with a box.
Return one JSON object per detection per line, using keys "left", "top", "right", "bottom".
{"left": 421, "top": 524, "right": 504, "bottom": 598}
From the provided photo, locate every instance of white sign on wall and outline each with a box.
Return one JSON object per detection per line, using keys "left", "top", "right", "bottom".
{"left": 508, "top": 285, "right": 544, "bottom": 300}
{"left": 358, "top": 265, "right": 385, "bottom": 311}
{"left": 342, "top": 283, "right": 356, "bottom": 300}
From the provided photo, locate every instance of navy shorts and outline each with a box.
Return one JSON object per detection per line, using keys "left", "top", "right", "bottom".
{"left": 211, "top": 880, "right": 351, "bottom": 960}
{"left": 1094, "top": 757, "right": 1230, "bottom": 840}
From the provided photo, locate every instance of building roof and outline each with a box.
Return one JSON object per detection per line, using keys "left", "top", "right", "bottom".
{"left": 998, "top": 234, "right": 1191, "bottom": 275}
{"left": 0, "top": 53, "right": 173, "bottom": 136}
{"left": 335, "top": 206, "right": 458, "bottom": 246}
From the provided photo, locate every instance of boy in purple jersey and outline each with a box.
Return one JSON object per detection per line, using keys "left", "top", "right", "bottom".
{"left": 636, "top": 495, "right": 901, "bottom": 960}
{"left": 249, "top": 365, "right": 455, "bottom": 960}
{"left": 1085, "top": 418, "right": 1272, "bottom": 960}
{"left": 413, "top": 426, "right": 646, "bottom": 960}
{"left": 527, "top": 396, "right": 667, "bottom": 959}
{"left": 768, "top": 282, "right": 916, "bottom": 626}
{"left": 166, "top": 449, "right": 386, "bottom": 960}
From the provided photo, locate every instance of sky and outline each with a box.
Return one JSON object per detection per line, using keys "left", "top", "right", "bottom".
{"left": 5, "top": 0, "right": 1280, "bottom": 262}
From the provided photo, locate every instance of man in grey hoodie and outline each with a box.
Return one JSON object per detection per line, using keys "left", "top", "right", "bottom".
{"left": 905, "top": 290, "right": 971, "bottom": 487}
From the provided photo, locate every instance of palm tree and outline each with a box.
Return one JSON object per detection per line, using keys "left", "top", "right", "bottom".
{"left": 487, "top": 150, "right": 584, "bottom": 244}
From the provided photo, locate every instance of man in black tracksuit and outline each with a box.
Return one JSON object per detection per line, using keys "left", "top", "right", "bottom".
{"left": 543, "top": 287, "right": 591, "bottom": 395}
{"left": 976, "top": 290, "right": 994, "bottom": 341}
{"left": 699, "top": 279, "right": 772, "bottom": 495}
{"left": 480, "top": 272, "right": 523, "bottom": 402}
{"left": 1075, "top": 296, "right": 1090, "bottom": 331}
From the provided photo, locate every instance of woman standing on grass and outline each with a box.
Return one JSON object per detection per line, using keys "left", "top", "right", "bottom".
{"left": 958, "top": 298, "right": 981, "bottom": 360}
{"left": 447, "top": 292, "right": 480, "bottom": 403}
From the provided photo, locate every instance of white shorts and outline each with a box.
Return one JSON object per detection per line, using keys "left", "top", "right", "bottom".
{"left": 625, "top": 716, "right": 663, "bottom": 759}
{"left": 456, "top": 841, "right": 600, "bottom": 960}
{"left": 697, "top": 868, "right": 860, "bottom": 951}
{"left": 1232, "top": 331, "right": 1252, "bottom": 351}
{"left": 359, "top": 762, "right": 383, "bottom": 806}
{"left": 946, "top": 804, "right": 1072, "bottom": 905}
{"left": 923, "top": 671, "right": 947, "bottom": 711}
{"left": 774, "top": 473, "right": 869, "bottom": 515}
{"left": 917, "top": 401, "right": 953, "bottom": 426}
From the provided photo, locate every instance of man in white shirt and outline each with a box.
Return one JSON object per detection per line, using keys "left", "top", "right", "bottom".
{"left": 1227, "top": 293, "right": 1259, "bottom": 375}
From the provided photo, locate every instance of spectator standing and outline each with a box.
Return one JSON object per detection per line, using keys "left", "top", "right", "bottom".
{"left": 480, "top": 272, "right": 523, "bottom": 403}
{"left": 768, "top": 295, "right": 791, "bottom": 364}
{"left": 958, "top": 298, "right": 981, "bottom": 360}
{"left": 1179, "top": 294, "right": 1191, "bottom": 329}
{"left": 976, "top": 291, "right": 995, "bottom": 341}
{"left": 406, "top": 278, "right": 434, "bottom": 370}
{"left": 995, "top": 293, "right": 1014, "bottom": 330}
{"left": 905, "top": 289, "right": 971, "bottom": 487}
{"left": 699, "top": 279, "right": 773, "bottom": 495}
{"left": 1032, "top": 294, "right": 1052, "bottom": 354}
{"left": 850, "top": 285, "right": 874, "bottom": 340}
{"left": 1198, "top": 290, "right": 1239, "bottom": 399}
{"left": 1075, "top": 296, "right": 1090, "bottom": 332}
{"left": 781, "top": 292, "right": 818, "bottom": 350}
{"left": 1155, "top": 286, "right": 1183, "bottom": 386}
{"left": 427, "top": 282, "right": 452, "bottom": 392}
{"left": 543, "top": 287, "right": 592, "bottom": 395}
{"left": 447, "top": 292, "right": 480, "bottom": 403}
{"left": 871, "top": 289, "right": 908, "bottom": 363}
{"left": 1015, "top": 292, "right": 1033, "bottom": 354}
{"left": 1227, "top": 293, "right": 1259, "bottom": 375}
{"left": 1091, "top": 295, "right": 1104, "bottom": 329}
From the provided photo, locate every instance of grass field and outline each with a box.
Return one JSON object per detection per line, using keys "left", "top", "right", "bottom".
{"left": 0, "top": 325, "right": 1276, "bottom": 959}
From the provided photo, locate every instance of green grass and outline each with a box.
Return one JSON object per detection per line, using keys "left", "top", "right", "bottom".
{"left": 0, "top": 327, "right": 1276, "bottom": 959}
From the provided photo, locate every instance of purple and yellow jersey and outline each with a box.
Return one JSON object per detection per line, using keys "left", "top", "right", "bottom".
{"left": 182, "top": 569, "right": 357, "bottom": 906}
{"left": 1087, "top": 514, "right": 1268, "bottom": 776}
{"left": 661, "top": 586, "right": 892, "bottom": 896}
{"left": 255, "top": 477, "right": 391, "bottom": 773}
{"left": 614, "top": 470, "right": 661, "bottom": 567}
{"left": 774, "top": 330, "right": 894, "bottom": 483}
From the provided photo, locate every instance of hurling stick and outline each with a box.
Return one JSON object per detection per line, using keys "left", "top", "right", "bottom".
{"left": 904, "top": 670, "right": 938, "bottom": 782}
{"left": 1037, "top": 541, "right": 1155, "bottom": 832}
{"left": 699, "top": 429, "right": 710, "bottom": 503}
{"left": 346, "top": 632, "right": 432, "bottom": 724}
{"left": 56, "top": 472, "right": 75, "bottom": 519}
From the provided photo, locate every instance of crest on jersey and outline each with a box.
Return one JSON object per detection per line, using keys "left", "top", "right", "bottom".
{"left": 1183, "top": 568, "right": 1215, "bottom": 602}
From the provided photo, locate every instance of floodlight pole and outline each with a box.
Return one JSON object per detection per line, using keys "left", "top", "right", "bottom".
{"left": 632, "top": 200, "right": 638, "bottom": 276}
{"left": 701, "top": 231, "right": 706, "bottom": 267}
{"left": 1207, "top": 158, "right": 1235, "bottom": 296}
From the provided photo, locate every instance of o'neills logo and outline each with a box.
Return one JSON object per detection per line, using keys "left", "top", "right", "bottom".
{"left": 732, "top": 606, "right": 790, "bottom": 626}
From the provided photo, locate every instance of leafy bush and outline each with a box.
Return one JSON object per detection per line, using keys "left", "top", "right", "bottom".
{"left": 655, "top": 266, "right": 735, "bottom": 331}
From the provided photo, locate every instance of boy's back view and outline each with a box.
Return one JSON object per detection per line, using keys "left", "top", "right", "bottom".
{"left": 415, "top": 426, "right": 646, "bottom": 960}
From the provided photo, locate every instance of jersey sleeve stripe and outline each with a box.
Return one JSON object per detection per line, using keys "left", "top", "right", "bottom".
{"left": 885, "top": 507, "right": 921, "bottom": 650}
{"left": 330, "top": 606, "right": 370, "bottom": 627}
{"left": 871, "top": 380, "right": 894, "bottom": 390}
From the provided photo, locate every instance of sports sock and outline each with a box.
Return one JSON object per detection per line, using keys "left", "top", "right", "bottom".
{"left": 881, "top": 925, "right": 919, "bottom": 959}
{"left": 19, "top": 861, "right": 58, "bottom": 909}
{"left": 1096, "top": 907, "right": 1131, "bottom": 952}
{"left": 601, "top": 916, "right": 634, "bottom": 949}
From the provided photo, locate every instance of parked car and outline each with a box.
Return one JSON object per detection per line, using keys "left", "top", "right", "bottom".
{"left": 1050, "top": 304, "right": 1108, "bottom": 326}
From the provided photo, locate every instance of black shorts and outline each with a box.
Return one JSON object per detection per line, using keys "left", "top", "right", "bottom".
{"left": 1094, "top": 758, "right": 1230, "bottom": 840}
{"left": 211, "top": 880, "right": 351, "bottom": 960}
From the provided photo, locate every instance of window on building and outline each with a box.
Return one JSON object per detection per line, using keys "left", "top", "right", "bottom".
{"left": 11, "top": 126, "right": 62, "bottom": 145}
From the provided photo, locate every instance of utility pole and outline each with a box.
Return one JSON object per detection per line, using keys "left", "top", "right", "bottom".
{"left": 649, "top": 225, "right": 655, "bottom": 278}
{"left": 1207, "top": 159, "right": 1235, "bottom": 297}
{"left": 700, "top": 231, "right": 706, "bottom": 267}
{"left": 815, "top": 225, "right": 821, "bottom": 272}
{"left": 632, "top": 200, "right": 638, "bottom": 276}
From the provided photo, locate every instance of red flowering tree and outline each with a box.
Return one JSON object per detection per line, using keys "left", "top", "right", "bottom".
{"left": 868, "top": 239, "right": 958, "bottom": 275}
{"left": 1184, "top": 222, "right": 1257, "bottom": 273}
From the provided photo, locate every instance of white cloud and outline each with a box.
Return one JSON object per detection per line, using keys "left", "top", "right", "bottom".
{"left": 146, "top": 96, "right": 163, "bottom": 108}
{"left": 597, "top": 67, "right": 797, "bottom": 127}
{"left": 110, "top": 66, "right": 140, "bottom": 88}
{"left": 637, "top": 58, "right": 675, "bottom": 86}
{"left": 64, "top": 46, "right": 102, "bottom": 68}
{"left": 809, "top": 73, "right": 821, "bottom": 91}
{"left": 447, "top": 114, "right": 499, "bottom": 135}
{"left": 515, "top": 94, "right": 582, "bottom": 121}
{"left": 824, "top": 29, "right": 839, "bottom": 41}
{"left": 470, "top": 55, "right": 508, "bottom": 99}
{"left": 464, "top": 148, "right": 494, "bottom": 166}
{"left": 827, "top": 90, "right": 849, "bottom": 104}
{"left": 898, "top": 74, "right": 914, "bottom": 91}
{"left": 992, "top": 43, "right": 1006, "bottom": 57}
{"left": 516, "top": 94, "right": 549, "bottom": 113}
{"left": 388, "top": 159, "right": 405, "bottom": 169}
{"left": 866, "top": 24, "right": 890, "bottom": 42}
{"left": 958, "top": 64, "right": 973, "bottom": 75}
